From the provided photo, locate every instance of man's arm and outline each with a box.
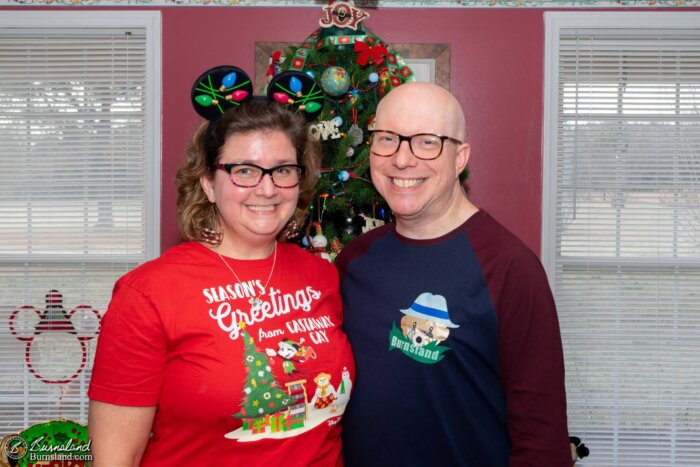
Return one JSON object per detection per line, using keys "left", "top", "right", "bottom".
{"left": 498, "top": 253, "right": 571, "bottom": 467}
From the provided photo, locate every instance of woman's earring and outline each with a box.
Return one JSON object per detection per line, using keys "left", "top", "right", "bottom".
{"left": 284, "top": 219, "right": 300, "bottom": 239}
{"left": 201, "top": 226, "right": 222, "bottom": 246}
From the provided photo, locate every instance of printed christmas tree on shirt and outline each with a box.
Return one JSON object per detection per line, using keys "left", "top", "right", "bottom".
{"left": 234, "top": 323, "right": 292, "bottom": 421}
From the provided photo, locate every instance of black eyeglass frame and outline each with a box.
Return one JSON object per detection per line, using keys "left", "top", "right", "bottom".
{"left": 214, "top": 162, "right": 305, "bottom": 189}
{"left": 368, "top": 130, "right": 463, "bottom": 160}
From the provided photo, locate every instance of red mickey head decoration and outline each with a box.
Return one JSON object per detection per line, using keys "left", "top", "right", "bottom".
{"left": 8, "top": 290, "right": 101, "bottom": 384}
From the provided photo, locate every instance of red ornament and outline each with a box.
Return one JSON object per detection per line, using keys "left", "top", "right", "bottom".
{"left": 265, "top": 50, "right": 283, "bottom": 80}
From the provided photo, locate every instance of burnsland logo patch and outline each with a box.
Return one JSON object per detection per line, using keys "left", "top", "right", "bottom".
{"left": 388, "top": 292, "right": 460, "bottom": 365}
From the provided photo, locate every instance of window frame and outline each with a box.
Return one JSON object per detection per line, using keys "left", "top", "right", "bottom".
{"left": 0, "top": 10, "right": 162, "bottom": 262}
{"left": 0, "top": 10, "right": 161, "bottom": 429}
{"left": 542, "top": 11, "right": 700, "bottom": 465}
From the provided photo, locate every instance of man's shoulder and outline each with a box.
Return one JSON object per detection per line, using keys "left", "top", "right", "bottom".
{"left": 464, "top": 210, "right": 534, "bottom": 259}
{"left": 335, "top": 223, "right": 393, "bottom": 278}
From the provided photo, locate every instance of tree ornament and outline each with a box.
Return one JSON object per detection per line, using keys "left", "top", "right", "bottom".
{"left": 345, "top": 147, "right": 354, "bottom": 158}
{"left": 367, "top": 113, "right": 376, "bottom": 131}
{"left": 369, "top": 72, "right": 379, "bottom": 83}
{"left": 338, "top": 170, "right": 350, "bottom": 182}
{"left": 312, "top": 234, "right": 328, "bottom": 249}
{"left": 305, "top": 222, "right": 332, "bottom": 263}
{"left": 354, "top": 40, "right": 388, "bottom": 67}
{"left": 309, "top": 120, "right": 341, "bottom": 141}
{"left": 321, "top": 66, "right": 351, "bottom": 97}
{"left": 265, "top": 50, "right": 285, "bottom": 84}
{"left": 348, "top": 123, "right": 363, "bottom": 147}
{"left": 347, "top": 107, "right": 363, "bottom": 147}
{"left": 332, "top": 116, "right": 343, "bottom": 127}
{"left": 318, "top": 1, "right": 370, "bottom": 31}
{"left": 361, "top": 214, "right": 385, "bottom": 233}
{"left": 343, "top": 217, "right": 356, "bottom": 236}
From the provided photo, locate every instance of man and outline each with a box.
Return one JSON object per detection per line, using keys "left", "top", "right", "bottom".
{"left": 337, "top": 82, "right": 571, "bottom": 466}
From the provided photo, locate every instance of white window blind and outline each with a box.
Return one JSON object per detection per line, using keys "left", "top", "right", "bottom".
{"left": 543, "top": 13, "right": 700, "bottom": 466}
{"left": 0, "top": 11, "right": 161, "bottom": 434}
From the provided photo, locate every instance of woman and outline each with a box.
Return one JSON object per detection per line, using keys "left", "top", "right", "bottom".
{"left": 88, "top": 102, "right": 355, "bottom": 466}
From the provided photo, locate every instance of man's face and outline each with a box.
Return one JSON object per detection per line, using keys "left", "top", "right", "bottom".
{"left": 370, "top": 86, "right": 468, "bottom": 227}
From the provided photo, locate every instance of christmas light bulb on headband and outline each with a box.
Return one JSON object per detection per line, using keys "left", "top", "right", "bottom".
{"left": 190, "top": 66, "right": 326, "bottom": 124}
{"left": 289, "top": 76, "right": 302, "bottom": 96}
{"left": 190, "top": 65, "right": 253, "bottom": 120}
{"left": 221, "top": 71, "right": 238, "bottom": 90}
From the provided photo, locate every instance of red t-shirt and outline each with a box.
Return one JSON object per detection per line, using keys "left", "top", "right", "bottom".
{"left": 89, "top": 241, "right": 354, "bottom": 466}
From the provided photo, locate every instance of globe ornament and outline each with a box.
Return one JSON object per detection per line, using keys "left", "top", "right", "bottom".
{"left": 321, "top": 66, "right": 351, "bottom": 97}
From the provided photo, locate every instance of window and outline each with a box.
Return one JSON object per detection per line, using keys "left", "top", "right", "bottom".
{"left": 0, "top": 11, "right": 161, "bottom": 432}
{"left": 543, "top": 12, "right": 700, "bottom": 466}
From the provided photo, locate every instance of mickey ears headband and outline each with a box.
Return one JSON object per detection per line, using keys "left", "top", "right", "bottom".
{"left": 191, "top": 65, "right": 325, "bottom": 122}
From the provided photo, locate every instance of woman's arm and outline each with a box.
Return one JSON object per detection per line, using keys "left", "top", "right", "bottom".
{"left": 88, "top": 400, "right": 156, "bottom": 467}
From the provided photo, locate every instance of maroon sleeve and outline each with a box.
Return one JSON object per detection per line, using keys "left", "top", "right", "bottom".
{"left": 88, "top": 280, "right": 167, "bottom": 406}
{"left": 467, "top": 213, "right": 571, "bottom": 466}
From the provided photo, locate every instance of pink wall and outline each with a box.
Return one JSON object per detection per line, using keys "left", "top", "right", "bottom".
{"left": 6, "top": 6, "right": 695, "bottom": 254}
{"left": 163, "top": 7, "right": 546, "bottom": 252}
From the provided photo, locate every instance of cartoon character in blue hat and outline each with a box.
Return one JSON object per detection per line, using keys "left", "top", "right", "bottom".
{"left": 399, "top": 292, "right": 459, "bottom": 348}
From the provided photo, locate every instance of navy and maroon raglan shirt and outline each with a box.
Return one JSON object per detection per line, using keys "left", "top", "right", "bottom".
{"left": 337, "top": 210, "right": 570, "bottom": 467}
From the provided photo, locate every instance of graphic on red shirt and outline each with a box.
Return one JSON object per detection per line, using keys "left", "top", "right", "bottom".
{"left": 265, "top": 337, "right": 317, "bottom": 374}
{"left": 225, "top": 318, "right": 352, "bottom": 443}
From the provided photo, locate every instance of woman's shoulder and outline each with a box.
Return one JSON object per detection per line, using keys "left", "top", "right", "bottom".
{"left": 117, "top": 241, "right": 209, "bottom": 288}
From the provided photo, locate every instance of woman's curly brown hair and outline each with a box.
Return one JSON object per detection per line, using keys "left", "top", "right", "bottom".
{"left": 176, "top": 101, "right": 321, "bottom": 244}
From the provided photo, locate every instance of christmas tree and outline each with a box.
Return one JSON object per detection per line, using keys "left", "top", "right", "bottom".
{"left": 279, "top": 1, "right": 415, "bottom": 257}
{"left": 234, "top": 325, "right": 292, "bottom": 421}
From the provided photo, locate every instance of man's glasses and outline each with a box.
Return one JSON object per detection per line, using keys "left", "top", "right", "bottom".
{"left": 215, "top": 163, "right": 305, "bottom": 188}
{"left": 368, "top": 130, "right": 462, "bottom": 160}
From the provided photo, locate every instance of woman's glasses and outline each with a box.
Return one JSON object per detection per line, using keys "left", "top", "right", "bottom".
{"left": 215, "top": 163, "right": 305, "bottom": 188}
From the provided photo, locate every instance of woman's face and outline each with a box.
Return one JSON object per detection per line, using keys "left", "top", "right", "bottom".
{"left": 200, "top": 129, "right": 299, "bottom": 250}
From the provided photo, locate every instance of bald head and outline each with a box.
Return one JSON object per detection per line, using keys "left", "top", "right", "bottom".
{"left": 375, "top": 82, "right": 466, "bottom": 141}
